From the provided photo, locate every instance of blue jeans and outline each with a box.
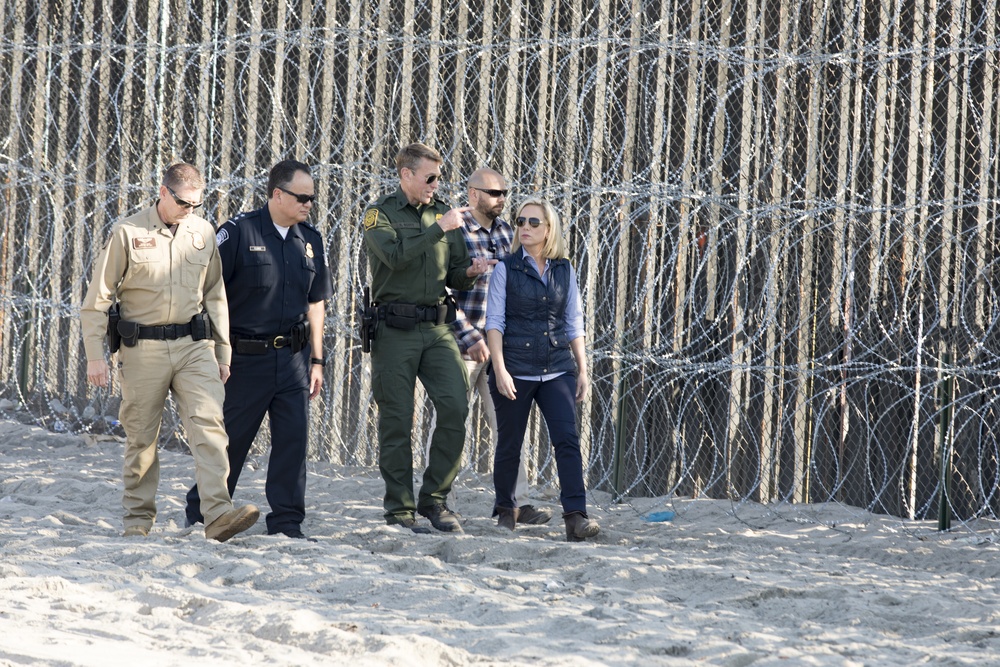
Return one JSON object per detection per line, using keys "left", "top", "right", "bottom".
{"left": 488, "top": 371, "right": 587, "bottom": 515}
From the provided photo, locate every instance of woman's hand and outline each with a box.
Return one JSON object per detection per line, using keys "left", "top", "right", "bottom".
{"left": 495, "top": 366, "right": 517, "bottom": 401}
{"left": 575, "top": 368, "right": 589, "bottom": 402}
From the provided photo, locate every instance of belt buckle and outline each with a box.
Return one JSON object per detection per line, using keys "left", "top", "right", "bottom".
{"left": 272, "top": 335, "right": 288, "bottom": 349}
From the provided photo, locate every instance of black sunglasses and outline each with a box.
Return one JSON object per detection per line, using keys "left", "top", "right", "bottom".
{"left": 515, "top": 217, "right": 544, "bottom": 228}
{"left": 278, "top": 186, "right": 318, "bottom": 204}
{"left": 472, "top": 186, "right": 509, "bottom": 198}
{"left": 424, "top": 173, "right": 440, "bottom": 185}
{"left": 166, "top": 185, "right": 203, "bottom": 210}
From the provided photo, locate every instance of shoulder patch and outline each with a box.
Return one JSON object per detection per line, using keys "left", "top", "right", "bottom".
{"left": 216, "top": 227, "right": 230, "bottom": 246}
{"left": 363, "top": 208, "right": 379, "bottom": 230}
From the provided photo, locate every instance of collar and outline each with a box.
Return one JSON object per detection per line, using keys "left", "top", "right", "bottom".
{"left": 259, "top": 204, "right": 304, "bottom": 240}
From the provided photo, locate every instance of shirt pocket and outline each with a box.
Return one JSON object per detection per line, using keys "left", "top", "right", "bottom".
{"left": 244, "top": 252, "right": 273, "bottom": 290}
{"left": 181, "top": 248, "right": 211, "bottom": 288}
{"left": 126, "top": 248, "right": 162, "bottom": 287}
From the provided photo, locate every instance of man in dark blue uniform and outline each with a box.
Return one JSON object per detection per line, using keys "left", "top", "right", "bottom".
{"left": 184, "top": 160, "right": 333, "bottom": 539}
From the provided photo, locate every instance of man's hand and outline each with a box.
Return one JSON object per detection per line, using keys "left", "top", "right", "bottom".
{"left": 309, "top": 363, "right": 323, "bottom": 400}
{"left": 87, "top": 359, "right": 110, "bottom": 388}
{"left": 466, "top": 256, "right": 496, "bottom": 277}
{"left": 219, "top": 364, "right": 231, "bottom": 384}
{"left": 467, "top": 339, "right": 490, "bottom": 363}
{"left": 437, "top": 206, "right": 473, "bottom": 232}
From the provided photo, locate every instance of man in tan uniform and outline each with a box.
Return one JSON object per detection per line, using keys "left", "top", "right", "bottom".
{"left": 81, "top": 163, "right": 259, "bottom": 542}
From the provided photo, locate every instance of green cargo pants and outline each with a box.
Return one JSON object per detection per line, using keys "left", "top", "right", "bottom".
{"left": 370, "top": 320, "right": 470, "bottom": 521}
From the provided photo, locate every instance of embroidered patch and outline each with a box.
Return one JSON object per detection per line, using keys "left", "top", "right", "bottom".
{"left": 133, "top": 237, "right": 156, "bottom": 250}
{"left": 191, "top": 231, "right": 205, "bottom": 250}
{"left": 249, "top": 246, "right": 266, "bottom": 252}
{"left": 305, "top": 242, "right": 314, "bottom": 258}
{"left": 216, "top": 228, "right": 230, "bottom": 246}
{"left": 363, "top": 208, "right": 378, "bottom": 230}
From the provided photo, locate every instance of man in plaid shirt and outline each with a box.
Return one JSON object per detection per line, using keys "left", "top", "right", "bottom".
{"left": 428, "top": 167, "right": 552, "bottom": 525}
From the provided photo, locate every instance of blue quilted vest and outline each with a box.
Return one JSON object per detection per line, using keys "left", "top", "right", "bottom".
{"left": 501, "top": 253, "right": 576, "bottom": 376}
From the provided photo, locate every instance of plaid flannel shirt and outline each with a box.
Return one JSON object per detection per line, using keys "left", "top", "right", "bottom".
{"left": 450, "top": 215, "right": 515, "bottom": 353}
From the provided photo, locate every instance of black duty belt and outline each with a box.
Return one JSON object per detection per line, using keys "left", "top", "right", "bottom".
{"left": 375, "top": 304, "right": 442, "bottom": 322}
{"left": 231, "top": 331, "right": 294, "bottom": 354}
{"left": 137, "top": 323, "right": 193, "bottom": 340}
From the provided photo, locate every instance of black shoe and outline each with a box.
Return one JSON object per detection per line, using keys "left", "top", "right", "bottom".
{"left": 387, "top": 516, "right": 432, "bottom": 534}
{"left": 516, "top": 504, "right": 553, "bottom": 525}
{"left": 270, "top": 528, "right": 317, "bottom": 542}
{"left": 418, "top": 504, "right": 464, "bottom": 533}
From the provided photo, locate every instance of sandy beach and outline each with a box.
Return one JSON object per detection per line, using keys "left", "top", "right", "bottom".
{"left": 1, "top": 419, "right": 999, "bottom": 666}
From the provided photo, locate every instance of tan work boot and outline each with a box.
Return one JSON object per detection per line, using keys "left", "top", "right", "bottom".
{"left": 563, "top": 511, "right": 600, "bottom": 542}
{"left": 123, "top": 525, "right": 150, "bottom": 537}
{"left": 205, "top": 504, "right": 260, "bottom": 542}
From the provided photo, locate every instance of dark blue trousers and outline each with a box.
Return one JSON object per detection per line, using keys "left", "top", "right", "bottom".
{"left": 488, "top": 371, "right": 587, "bottom": 514}
{"left": 186, "top": 346, "right": 310, "bottom": 533}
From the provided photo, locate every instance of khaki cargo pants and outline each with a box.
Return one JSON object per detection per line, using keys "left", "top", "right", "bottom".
{"left": 117, "top": 337, "right": 233, "bottom": 530}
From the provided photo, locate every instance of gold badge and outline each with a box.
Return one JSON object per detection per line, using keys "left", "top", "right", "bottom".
{"left": 363, "top": 208, "right": 378, "bottom": 230}
{"left": 191, "top": 231, "right": 205, "bottom": 250}
{"left": 133, "top": 237, "right": 156, "bottom": 250}
{"left": 436, "top": 214, "right": 443, "bottom": 222}
{"left": 305, "top": 242, "right": 314, "bottom": 258}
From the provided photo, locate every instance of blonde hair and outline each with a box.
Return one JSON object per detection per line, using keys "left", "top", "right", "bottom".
{"left": 511, "top": 198, "right": 569, "bottom": 260}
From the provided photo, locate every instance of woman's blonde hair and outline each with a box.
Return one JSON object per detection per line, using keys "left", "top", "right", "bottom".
{"left": 511, "top": 198, "right": 569, "bottom": 259}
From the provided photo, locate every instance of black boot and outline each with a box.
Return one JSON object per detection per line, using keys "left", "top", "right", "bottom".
{"left": 496, "top": 506, "right": 519, "bottom": 531}
{"left": 563, "top": 511, "right": 600, "bottom": 542}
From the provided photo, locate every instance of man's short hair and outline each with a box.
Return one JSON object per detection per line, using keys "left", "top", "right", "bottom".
{"left": 267, "top": 160, "right": 311, "bottom": 198}
{"left": 163, "top": 163, "right": 205, "bottom": 191}
{"left": 395, "top": 143, "right": 442, "bottom": 174}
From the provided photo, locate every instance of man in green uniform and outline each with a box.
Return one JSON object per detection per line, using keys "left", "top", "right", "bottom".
{"left": 363, "top": 143, "right": 493, "bottom": 533}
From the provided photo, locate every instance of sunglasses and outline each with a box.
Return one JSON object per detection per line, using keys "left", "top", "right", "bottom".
{"left": 424, "top": 173, "right": 440, "bottom": 185}
{"left": 166, "top": 185, "right": 203, "bottom": 210}
{"left": 278, "top": 186, "right": 318, "bottom": 204}
{"left": 472, "top": 186, "right": 509, "bottom": 198}
{"left": 515, "top": 217, "right": 544, "bottom": 228}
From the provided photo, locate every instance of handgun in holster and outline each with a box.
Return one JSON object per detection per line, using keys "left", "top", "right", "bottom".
{"left": 361, "top": 287, "right": 377, "bottom": 353}
{"left": 107, "top": 303, "right": 122, "bottom": 353}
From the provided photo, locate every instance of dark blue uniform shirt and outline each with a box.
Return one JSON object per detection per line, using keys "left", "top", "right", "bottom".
{"left": 215, "top": 205, "right": 333, "bottom": 336}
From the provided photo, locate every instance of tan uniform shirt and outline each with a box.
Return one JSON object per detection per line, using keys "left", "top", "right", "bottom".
{"left": 81, "top": 204, "right": 231, "bottom": 365}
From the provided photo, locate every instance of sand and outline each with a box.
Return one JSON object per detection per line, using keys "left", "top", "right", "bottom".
{"left": 2, "top": 420, "right": 999, "bottom": 666}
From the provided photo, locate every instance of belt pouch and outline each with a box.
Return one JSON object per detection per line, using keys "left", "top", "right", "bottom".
{"left": 117, "top": 320, "right": 140, "bottom": 348}
{"left": 235, "top": 339, "right": 268, "bottom": 355}
{"left": 385, "top": 304, "right": 417, "bottom": 330}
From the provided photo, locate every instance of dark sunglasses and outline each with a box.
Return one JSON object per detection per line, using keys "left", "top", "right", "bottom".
{"left": 278, "top": 186, "right": 318, "bottom": 204}
{"left": 424, "top": 173, "right": 440, "bottom": 185}
{"left": 472, "top": 186, "right": 509, "bottom": 198}
{"left": 166, "top": 185, "right": 203, "bottom": 210}
{"left": 515, "top": 217, "right": 544, "bottom": 228}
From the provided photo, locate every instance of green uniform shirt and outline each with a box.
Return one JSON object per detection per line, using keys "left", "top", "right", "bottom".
{"left": 363, "top": 187, "right": 475, "bottom": 305}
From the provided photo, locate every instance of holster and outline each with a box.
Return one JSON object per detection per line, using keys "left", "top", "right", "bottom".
{"left": 290, "top": 320, "right": 310, "bottom": 353}
{"left": 117, "top": 320, "right": 140, "bottom": 348}
{"left": 107, "top": 303, "right": 122, "bottom": 353}
{"left": 361, "top": 287, "right": 376, "bottom": 353}
{"left": 190, "top": 312, "right": 212, "bottom": 341}
{"left": 444, "top": 294, "right": 457, "bottom": 325}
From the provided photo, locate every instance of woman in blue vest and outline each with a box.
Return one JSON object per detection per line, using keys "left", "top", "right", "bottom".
{"left": 485, "top": 198, "right": 600, "bottom": 541}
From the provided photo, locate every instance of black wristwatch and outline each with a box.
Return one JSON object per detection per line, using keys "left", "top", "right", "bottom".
{"left": 310, "top": 357, "right": 326, "bottom": 366}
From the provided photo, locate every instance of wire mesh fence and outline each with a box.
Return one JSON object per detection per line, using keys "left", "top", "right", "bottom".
{"left": 2, "top": 0, "right": 999, "bottom": 531}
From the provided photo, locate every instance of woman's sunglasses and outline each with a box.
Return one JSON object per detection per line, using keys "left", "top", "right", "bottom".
{"left": 515, "top": 217, "right": 544, "bottom": 228}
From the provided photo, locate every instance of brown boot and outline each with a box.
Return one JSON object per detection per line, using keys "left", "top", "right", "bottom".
{"left": 563, "top": 511, "right": 600, "bottom": 542}
{"left": 496, "top": 506, "right": 519, "bottom": 531}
